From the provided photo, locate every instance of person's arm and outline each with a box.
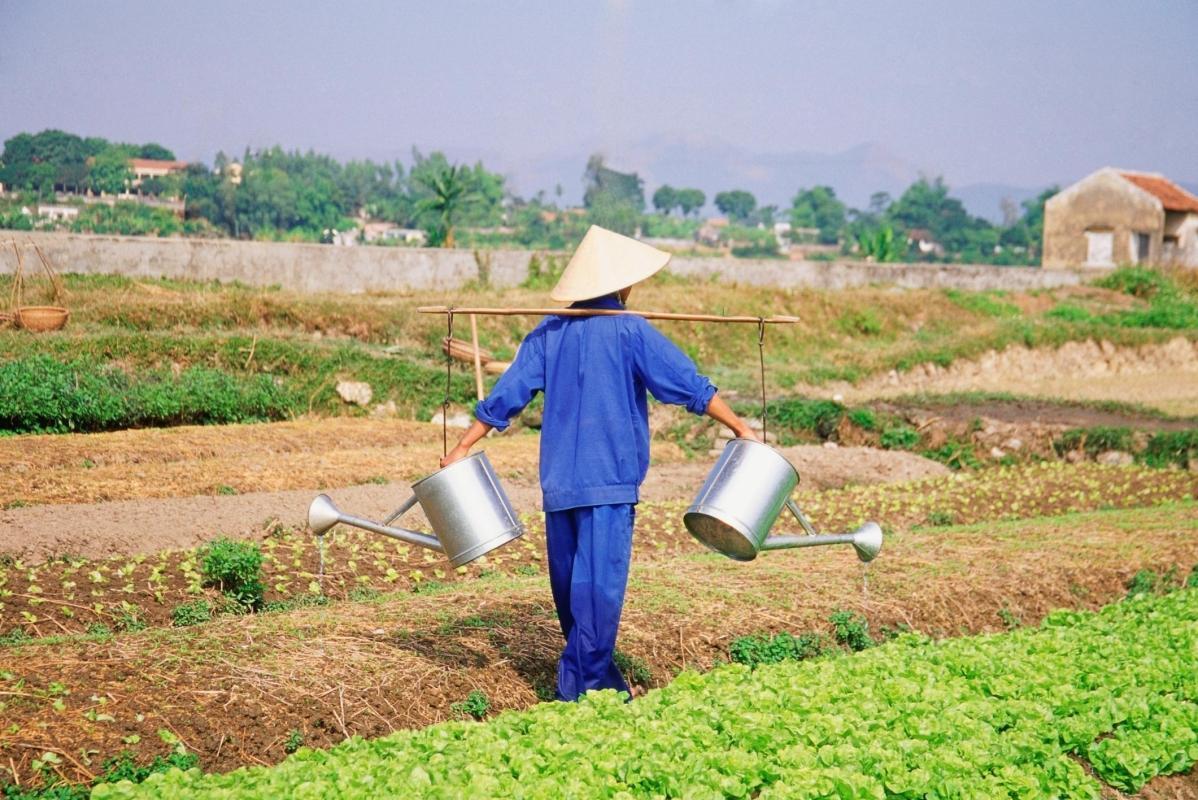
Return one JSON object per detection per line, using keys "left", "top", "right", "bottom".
{"left": 631, "top": 320, "right": 759, "bottom": 441}
{"left": 705, "top": 392, "right": 759, "bottom": 441}
{"left": 440, "top": 419, "right": 493, "bottom": 468}
{"left": 440, "top": 329, "right": 545, "bottom": 468}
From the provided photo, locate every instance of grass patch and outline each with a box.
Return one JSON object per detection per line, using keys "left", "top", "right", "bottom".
{"left": 944, "top": 289, "right": 1020, "bottom": 318}
{"left": 729, "top": 631, "right": 825, "bottom": 668}
{"left": 0, "top": 356, "right": 295, "bottom": 434}
{"left": 1141, "top": 430, "right": 1198, "bottom": 468}
{"left": 1053, "top": 426, "right": 1135, "bottom": 458}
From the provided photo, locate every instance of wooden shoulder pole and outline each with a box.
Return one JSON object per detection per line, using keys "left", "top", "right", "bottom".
{"left": 416, "top": 306, "right": 799, "bottom": 324}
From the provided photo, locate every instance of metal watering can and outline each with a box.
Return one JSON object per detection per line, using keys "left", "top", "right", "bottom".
{"left": 684, "top": 439, "right": 883, "bottom": 562}
{"left": 307, "top": 452, "right": 524, "bottom": 567}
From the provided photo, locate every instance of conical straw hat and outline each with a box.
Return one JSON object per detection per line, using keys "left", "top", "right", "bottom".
{"left": 550, "top": 225, "right": 671, "bottom": 303}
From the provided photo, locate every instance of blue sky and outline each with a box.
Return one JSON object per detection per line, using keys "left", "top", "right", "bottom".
{"left": 1, "top": 0, "right": 1194, "bottom": 207}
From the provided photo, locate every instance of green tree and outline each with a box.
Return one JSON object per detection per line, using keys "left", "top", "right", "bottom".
{"left": 652, "top": 185, "right": 677, "bottom": 215}
{"left": 714, "top": 189, "right": 756, "bottom": 223}
{"left": 857, "top": 226, "right": 902, "bottom": 262}
{"left": 885, "top": 177, "right": 993, "bottom": 259}
{"left": 675, "top": 188, "right": 706, "bottom": 217}
{"left": 137, "top": 143, "right": 176, "bottom": 160}
{"left": 415, "top": 162, "right": 480, "bottom": 248}
{"left": 582, "top": 154, "right": 644, "bottom": 212}
{"left": 999, "top": 187, "right": 1057, "bottom": 264}
{"left": 790, "top": 186, "right": 846, "bottom": 244}
{"left": 88, "top": 148, "right": 133, "bottom": 195}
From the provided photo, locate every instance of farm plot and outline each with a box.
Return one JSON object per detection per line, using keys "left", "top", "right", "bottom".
{"left": 1, "top": 503, "right": 1195, "bottom": 791}
{"left": 92, "top": 586, "right": 1198, "bottom": 799}
{"left": 1, "top": 464, "right": 1193, "bottom": 641}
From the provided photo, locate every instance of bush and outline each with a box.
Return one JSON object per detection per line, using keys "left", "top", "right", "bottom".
{"left": 1095, "top": 266, "right": 1168, "bottom": 299}
{"left": 1126, "top": 569, "right": 1158, "bottom": 598}
{"left": 200, "top": 539, "right": 264, "bottom": 610}
{"left": 1053, "top": 426, "right": 1134, "bottom": 458}
{"left": 922, "top": 441, "right": 982, "bottom": 470}
{"left": 876, "top": 423, "right": 920, "bottom": 450}
{"left": 837, "top": 309, "right": 883, "bottom": 337}
{"left": 880, "top": 424, "right": 920, "bottom": 450}
{"left": 729, "top": 632, "right": 824, "bottom": 668}
{"left": 450, "top": 690, "right": 490, "bottom": 720}
{"left": 762, "top": 398, "right": 845, "bottom": 440}
{"left": 613, "top": 650, "right": 652, "bottom": 687}
{"left": 0, "top": 356, "right": 295, "bottom": 434}
{"left": 847, "top": 407, "right": 878, "bottom": 431}
{"left": 1094, "top": 266, "right": 1198, "bottom": 330}
{"left": 283, "top": 730, "right": 305, "bottom": 754}
{"left": 829, "top": 610, "right": 874, "bottom": 651}
{"left": 170, "top": 600, "right": 212, "bottom": 627}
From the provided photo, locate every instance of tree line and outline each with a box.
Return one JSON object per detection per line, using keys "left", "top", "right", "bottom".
{"left": 1, "top": 129, "right": 1052, "bottom": 263}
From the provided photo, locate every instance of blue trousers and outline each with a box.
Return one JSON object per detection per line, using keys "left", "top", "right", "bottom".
{"left": 545, "top": 503, "right": 634, "bottom": 701}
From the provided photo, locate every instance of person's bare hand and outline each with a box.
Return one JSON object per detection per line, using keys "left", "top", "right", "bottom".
{"left": 440, "top": 444, "right": 471, "bottom": 469}
{"left": 735, "top": 425, "right": 761, "bottom": 442}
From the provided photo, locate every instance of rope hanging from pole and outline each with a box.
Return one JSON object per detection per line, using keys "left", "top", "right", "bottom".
{"left": 757, "top": 318, "right": 768, "bottom": 443}
{"left": 443, "top": 309, "right": 455, "bottom": 458}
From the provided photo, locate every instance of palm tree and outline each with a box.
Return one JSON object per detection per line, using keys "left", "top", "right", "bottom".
{"left": 416, "top": 164, "right": 477, "bottom": 248}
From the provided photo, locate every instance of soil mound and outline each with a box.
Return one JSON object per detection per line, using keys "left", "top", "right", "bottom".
{"left": 818, "top": 337, "right": 1198, "bottom": 416}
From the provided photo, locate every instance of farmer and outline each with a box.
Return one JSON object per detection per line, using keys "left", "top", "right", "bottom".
{"left": 441, "top": 225, "right": 758, "bottom": 701}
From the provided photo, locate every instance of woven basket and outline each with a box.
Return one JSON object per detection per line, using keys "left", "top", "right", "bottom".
{"left": 16, "top": 306, "right": 70, "bottom": 332}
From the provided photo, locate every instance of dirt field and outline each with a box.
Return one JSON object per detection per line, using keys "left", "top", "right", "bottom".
{"left": 2, "top": 502, "right": 1195, "bottom": 787}
{"left": 0, "top": 417, "right": 952, "bottom": 561}
{"left": 2, "top": 274, "right": 1196, "bottom": 795}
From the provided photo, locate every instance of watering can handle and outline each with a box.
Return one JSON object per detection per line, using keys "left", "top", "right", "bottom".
{"left": 785, "top": 498, "right": 820, "bottom": 537}
{"left": 382, "top": 494, "right": 420, "bottom": 526}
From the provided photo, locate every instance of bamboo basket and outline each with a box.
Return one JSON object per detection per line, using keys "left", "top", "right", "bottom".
{"left": 16, "top": 306, "right": 70, "bottom": 332}
{"left": 7, "top": 239, "right": 69, "bottom": 332}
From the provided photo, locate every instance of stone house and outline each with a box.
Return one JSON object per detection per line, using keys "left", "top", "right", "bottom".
{"left": 1043, "top": 168, "right": 1198, "bottom": 268}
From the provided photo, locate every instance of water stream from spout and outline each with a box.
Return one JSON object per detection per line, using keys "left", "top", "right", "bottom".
{"left": 317, "top": 535, "right": 326, "bottom": 595}
{"left": 861, "top": 563, "right": 870, "bottom": 607}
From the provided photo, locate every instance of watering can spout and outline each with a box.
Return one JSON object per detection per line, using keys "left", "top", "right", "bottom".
{"left": 849, "top": 521, "right": 884, "bottom": 563}
{"left": 307, "top": 494, "right": 442, "bottom": 553}
{"left": 758, "top": 522, "right": 884, "bottom": 563}
{"left": 308, "top": 494, "right": 341, "bottom": 536}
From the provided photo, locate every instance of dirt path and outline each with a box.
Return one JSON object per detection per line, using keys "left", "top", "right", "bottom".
{"left": 1, "top": 504, "right": 1194, "bottom": 786}
{"left": 0, "top": 444, "right": 948, "bottom": 562}
{"left": 814, "top": 336, "right": 1198, "bottom": 416}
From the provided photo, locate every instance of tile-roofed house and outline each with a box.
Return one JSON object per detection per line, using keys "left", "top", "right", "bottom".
{"left": 1043, "top": 168, "right": 1198, "bottom": 268}
{"left": 1118, "top": 172, "right": 1198, "bottom": 214}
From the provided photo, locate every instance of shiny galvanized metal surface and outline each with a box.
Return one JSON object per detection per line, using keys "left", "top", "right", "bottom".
{"left": 683, "top": 438, "right": 799, "bottom": 561}
{"left": 411, "top": 451, "right": 524, "bottom": 566}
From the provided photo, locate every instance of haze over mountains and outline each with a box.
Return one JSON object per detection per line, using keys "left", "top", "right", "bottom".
{"left": 483, "top": 134, "right": 1046, "bottom": 224}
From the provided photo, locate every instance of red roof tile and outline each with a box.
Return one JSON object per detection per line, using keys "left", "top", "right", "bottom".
{"left": 1119, "top": 172, "right": 1198, "bottom": 213}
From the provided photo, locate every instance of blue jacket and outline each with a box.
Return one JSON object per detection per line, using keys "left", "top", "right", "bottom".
{"left": 475, "top": 296, "right": 717, "bottom": 511}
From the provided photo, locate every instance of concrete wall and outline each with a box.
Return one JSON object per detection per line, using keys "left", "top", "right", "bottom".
{"left": 3, "top": 231, "right": 1106, "bottom": 294}
{"left": 1043, "top": 169, "right": 1164, "bottom": 269}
